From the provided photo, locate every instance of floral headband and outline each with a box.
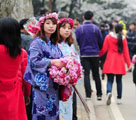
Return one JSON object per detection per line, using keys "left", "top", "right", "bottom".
{"left": 26, "top": 13, "right": 58, "bottom": 36}
{"left": 58, "top": 18, "right": 74, "bottom": 28}
{"left": 39, "top": 12, "right": 58, "bottom": 24}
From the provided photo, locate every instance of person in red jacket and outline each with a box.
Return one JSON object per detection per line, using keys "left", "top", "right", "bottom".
{"left": 0, "top": 17, "right": 31, "bottom": 120}
{"left": 99, "top": 24, "right": 131, "bottom": 105}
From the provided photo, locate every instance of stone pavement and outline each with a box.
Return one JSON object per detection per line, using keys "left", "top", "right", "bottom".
{"left": 87, "top": 71, "right": 136, "bottom": 120}
{"left": 76, "top": 67, "right": 136, "bottom": 120}
{"left": 76, "top": 81, "right": 96, "bottom": 120}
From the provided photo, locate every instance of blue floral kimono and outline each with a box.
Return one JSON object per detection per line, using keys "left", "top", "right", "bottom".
{"left": 24, "top": 37, "right": 63, "bottom": 120}
{"left": 58, "top": 42, "right": 80, "bottom": 120}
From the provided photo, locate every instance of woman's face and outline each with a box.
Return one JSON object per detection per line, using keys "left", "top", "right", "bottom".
{"left": 59, "top": 23, "right": 72, "bottom": 40}
{"left": 44, "top": 19, "right": 57, "bottom": 36}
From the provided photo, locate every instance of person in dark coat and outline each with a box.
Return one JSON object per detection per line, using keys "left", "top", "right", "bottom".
{"left": 126, "top": 23, "right": 136, "bottom": 60}
{"left": 20, "top": 18, "right": 33, "bottom": 120}
{"left": 75, "top": 10, "right": 103, "bottom": 100}
{"left": 131, "top": 45, "right": 136, "bottom": 86}
{"left": 20, "top": 18, "right": 33, "bottom": 52}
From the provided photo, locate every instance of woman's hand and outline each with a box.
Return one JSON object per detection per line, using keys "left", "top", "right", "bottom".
{"left": 128, "top": 64, "right": 132, "bottom": 72}
{"left": 25, "top": 96, "right": 30, "bottom": 106}
{"left": 51, "top": 59, "right": 65, "bottom": 68}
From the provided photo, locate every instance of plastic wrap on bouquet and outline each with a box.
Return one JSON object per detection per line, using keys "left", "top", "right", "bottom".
{"left": 23, "top": 17, "right": 40, "bottom": 38}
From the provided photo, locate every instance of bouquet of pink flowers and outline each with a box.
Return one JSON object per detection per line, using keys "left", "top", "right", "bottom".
{"left": 49, "top": 57, "right": 83, "bottom": 86}
{"left": 49, "top": 57, "right": 90, "bottom": 116}
{"left": 49, "top": 57, "right": 82, "bottom": 101}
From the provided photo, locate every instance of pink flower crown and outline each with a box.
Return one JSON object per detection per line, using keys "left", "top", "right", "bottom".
{"left": 58, "top": 18, "right": 74, "bottom": 28}
{"left": 26, "top": 13, "right": 58, "bottom": 36}
{"left": 39, "top": 12, "right": 58, "bottom": 24}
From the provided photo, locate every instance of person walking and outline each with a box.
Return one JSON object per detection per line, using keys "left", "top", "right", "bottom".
{"left": 99, "top": 24, "right": 131, "bottom": 105}
{"left": 23, "top": 13, "right": 65, "bottom": 120}
{"left": 75, "top": 10, "right": 103, "bottom": 100}
{"left": 126, "top": 23, "right": 136, "bottom": 60}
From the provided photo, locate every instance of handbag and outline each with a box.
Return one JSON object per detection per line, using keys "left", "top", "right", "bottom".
{"left": 60, "top": 85, "right": 72, "bottom": 102}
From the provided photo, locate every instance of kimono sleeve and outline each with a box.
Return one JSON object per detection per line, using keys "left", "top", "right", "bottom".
{"left": 71, "top": 44, "right": 80, "bottom": 63}
{"left": 24, "top": 39, "right": 52, "bottom": 91}
{"left": 29, "top": 40, "right": 51, "bottom": 73}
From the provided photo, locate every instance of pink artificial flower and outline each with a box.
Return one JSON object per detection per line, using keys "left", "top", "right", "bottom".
{"left": 39, "top": 16, "right": 45, "bottom": 23}
{"left": 58, "top": 18, "right": 74, "bottom": 28}
{"left": 45, "top": 12, "right": 58, "bottom": 20}
{"left": 39, "top": 13, "right": 58, "bottom": 24}
{"left": 70, "top": 51, "right": 76, "bottom": 57}
{"left": 28, "top": 24, "right": 40, "bottom": 34}
{"left": 54, "top": 78, "right": 59, "bottom": 83}
{"left": 132, "top": 55, "right": 136, "bottom": 64}
{"left": 68, "top": 18, "right": 74, "bottom": 28}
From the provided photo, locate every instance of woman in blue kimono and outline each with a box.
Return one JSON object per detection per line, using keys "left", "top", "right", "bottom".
{"left": 57, "top": 18, "right": 80, "bottom": 120}
{"left": 24, "top": 13, "right": 64, "bottom": 120}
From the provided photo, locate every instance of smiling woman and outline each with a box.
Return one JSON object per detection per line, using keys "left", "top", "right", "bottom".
{"left": 23, "top": 13, "right": 65, "bottom": 120}
{"left": 56, "top": 18, "right": 81, "bottom": 120}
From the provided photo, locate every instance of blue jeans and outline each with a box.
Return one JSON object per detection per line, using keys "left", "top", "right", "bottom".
{"left": 107, "top": 74, "right": 122, "bottom": 99}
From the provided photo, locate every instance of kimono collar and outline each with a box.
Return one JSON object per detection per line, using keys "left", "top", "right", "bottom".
{"left": 62, "top": 41, "right": 69, "bottom": 45}
{"left": 46, "top": 36, "right": 50, "bottom": 42}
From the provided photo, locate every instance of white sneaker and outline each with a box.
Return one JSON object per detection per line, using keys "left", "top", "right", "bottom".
{"left": 106, "top": 93, "right": 112, "bottom": 105}
{"left": 85, "top": 97, "right": 91, "bottom": 101}
{"left": 117, "top": 99, "right": 122, "bottom": 104}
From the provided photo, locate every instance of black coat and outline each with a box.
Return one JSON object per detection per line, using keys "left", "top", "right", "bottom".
{"left": 133, "top": 64, "right": 136, "bottom": 86}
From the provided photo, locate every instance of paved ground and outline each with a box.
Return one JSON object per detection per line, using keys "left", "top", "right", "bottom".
{"left": 76, "top": 70, "right": 136, "bottom": 120}
{"left": 76, "top": 80, "right": 96, "bottom": 120}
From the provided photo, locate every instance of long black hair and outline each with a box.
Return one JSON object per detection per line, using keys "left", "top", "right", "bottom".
{"left": 115, "top": 24, "right": 123, "bottom": 53}
{"left": 0, "top": 17, "right": 21, "bottom": 58}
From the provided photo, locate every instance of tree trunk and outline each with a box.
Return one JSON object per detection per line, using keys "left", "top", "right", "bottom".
{"left": 0, "top": 0, "right": 34, "bottom": 21}
{"left": 42, "top": 0, "right": 45, "bottom": 7}
{"left": 52, "top": 0, "right": 56, "bottom": 12}
{"left": 49, "top": 0, "right": 52, "bottom": 12}
{"left": 69, "top": 0, "right": 77, "bottom": 17}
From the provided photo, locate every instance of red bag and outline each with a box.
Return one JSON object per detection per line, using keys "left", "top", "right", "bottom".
{"left": 60, "top": 85, "right": 72, "bottom": 102}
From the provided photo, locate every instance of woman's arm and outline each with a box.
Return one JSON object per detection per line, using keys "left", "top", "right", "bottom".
{"left": 123, "top": 38, "right": 131, "bottom": 68}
